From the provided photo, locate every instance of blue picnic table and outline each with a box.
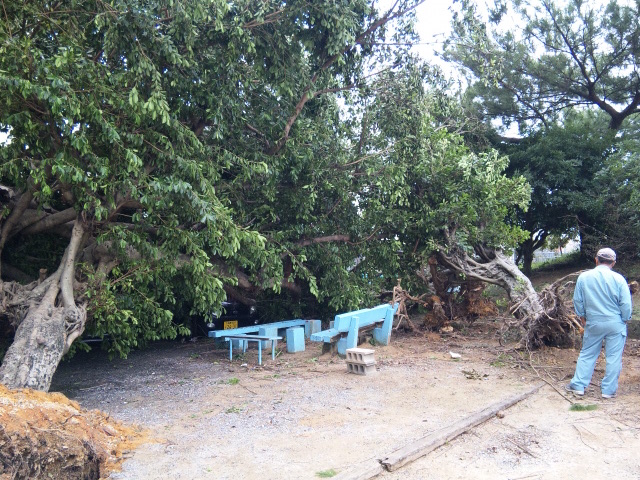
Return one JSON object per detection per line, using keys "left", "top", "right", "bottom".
{"left": 223, "top": 334, "right": 283, "bottom": 365}
{"left": 211, "top": 319, "right": 321, "bottom": 365}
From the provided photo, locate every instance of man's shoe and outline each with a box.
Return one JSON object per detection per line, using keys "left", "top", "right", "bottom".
{"left": 565, "top": 384, "right": 584, "bottom": 396}
{"left": 602, "top": 392, "right": 616, "bottom": 399}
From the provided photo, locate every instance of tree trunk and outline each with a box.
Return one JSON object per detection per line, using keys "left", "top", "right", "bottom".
{"left": 517, "top": 230, "right": 548, "bottom": 277}
{"left": 0, "top": 220, "right": 87, "bottom": 391}
{"left": 437, "top": 246, "right": 544, "bottom": 320}
{"left": 521, "top": 248, "right": 534, "bottom": 277}
{"left": 516, "top": 236, "right": 536, "bottom": 277}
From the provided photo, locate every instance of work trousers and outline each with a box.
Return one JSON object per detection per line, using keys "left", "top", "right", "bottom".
{"left": 569, "top": 320, "right": 627, "bottom": 396}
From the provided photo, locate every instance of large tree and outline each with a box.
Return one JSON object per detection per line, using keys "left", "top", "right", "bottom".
{"left": 498, "top": 112, "right": 613, "bottom": 274}
{"left": 0, "top": 0, "right": 425, "bottom": 390}
{"left": 445, "top": 0, "right": 640, "bottom": 131}
{"left": 443, "top": 0, "right": 640, "bottom": 265}
{"left": 574, "top": 115, "right": 640, "bottom": 258}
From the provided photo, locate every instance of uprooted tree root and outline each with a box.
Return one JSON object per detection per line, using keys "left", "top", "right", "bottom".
{"left": 392, "top": 280, "right": 497, "bottom": 332}
{"left": 392, "top": 282, "right": 433, "bottom": 331}
{"left": 0, "top": 384, "right": 147, "bottom": 479}
{"left": 505, "top": 272, "right": 584, "bottom": 350}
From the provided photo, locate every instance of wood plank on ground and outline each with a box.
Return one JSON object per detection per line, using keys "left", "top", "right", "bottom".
{"left": 332, "top": 383, "right": 544, "bottom": 480}
{"left": 381, "top": 383, "right": 544, "bottom": 471}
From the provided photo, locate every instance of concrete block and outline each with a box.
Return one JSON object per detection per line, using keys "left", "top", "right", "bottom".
{"left": 346, "top": 347, "right": 375, "bottom": 365}
{"left": 286, "top": 327, "right": 305, "bottom": 353}
{"left": 346, "top": 362, "right": 377, "bottom": 375}
{"left": 259, "top": 326, "right": 278, "bottom": 349}
{"left": 304, "top": 319, "right": 322, "bottom": 338}
{"left": 337, "top": 337, "right": 348, "bottom": 356}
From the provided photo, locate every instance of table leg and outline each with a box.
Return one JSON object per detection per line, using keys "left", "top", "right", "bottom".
{"left": 258, "top": 342, "right": 262, "bottom": 365}
{"left": 229, "top": 340, "right": 233, "bottom": 361}
{"left": 271, "top": 339, "right": 277, "bottom": 360}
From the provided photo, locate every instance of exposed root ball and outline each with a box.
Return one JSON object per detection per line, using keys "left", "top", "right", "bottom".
{"left": 0, "top": 384, "right": 146, "bottom": 479}
{"left": 506, "top": 272, "right": 584, "bottom": 349}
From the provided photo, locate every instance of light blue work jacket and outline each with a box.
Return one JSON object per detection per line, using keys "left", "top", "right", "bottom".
{"left": 573, "top": 265, "right": 632, "bottom": 323}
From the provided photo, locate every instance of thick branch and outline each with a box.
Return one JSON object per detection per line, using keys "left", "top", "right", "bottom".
{"left": 60, "top": 219, "right": 86, "bottom": 309}
{"left": 295, "top": 235, "right": 351, "bottom": 248}
{"left": 0, "top": 190, "right": 33, "bottom": 255}
{"left": 17, "top": 207, "right": 77, "bottom": 236}
{"left": 437, "top": 251, "right": 504, "bottom": 287}
{"left": 6, "top": 208, "right": 46, "bottom": 235}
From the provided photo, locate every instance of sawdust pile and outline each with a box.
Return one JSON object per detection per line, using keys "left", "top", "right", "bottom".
{"left": 0, "top": 384, "right": 146, "bottom": 479}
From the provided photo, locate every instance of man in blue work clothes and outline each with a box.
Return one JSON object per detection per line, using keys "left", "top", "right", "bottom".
{"left": 566, "top": 248, "right": 632, "bottom": 399}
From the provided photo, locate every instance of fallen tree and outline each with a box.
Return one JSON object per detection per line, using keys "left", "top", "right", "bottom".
{"left": 436, "top": 244, "right": 582, "bottom": 348}
{"left": 437, "top": 244, "right": 544, "bottom": 322}
{"left": 0, "top": 0, "right": 426, "bottom": 390}
{"left": 354, "top": 73, "right": 581, "bottom": 347}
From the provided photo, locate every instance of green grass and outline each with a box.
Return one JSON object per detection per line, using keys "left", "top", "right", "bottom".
{"left": 569, "top": 403, "right": 598, "bottom": 412}
{"left": 490, "top": 353, "right": 511, "bottom": 367}
{"left": 315, "top": 470, "right": 337, "bottom": 478}
{"left": 227, "top": 377, "right": 239, "bottom": 385}
{"left": 531, "top": 251, "right": 582, "bottom": 273}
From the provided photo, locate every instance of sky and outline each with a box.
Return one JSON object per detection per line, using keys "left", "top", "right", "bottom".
{"left": 413, "top": 1, "right": 457, "bottom": 67}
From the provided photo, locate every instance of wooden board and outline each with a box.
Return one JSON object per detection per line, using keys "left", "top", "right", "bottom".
{"left": 380, "top": 383, "right": 544, "bottom": 471}
{"left": 330, "top": 383, "right": 544, "bottom": 480}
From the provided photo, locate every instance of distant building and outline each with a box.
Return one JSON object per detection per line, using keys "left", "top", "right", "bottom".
{"left": 532, "top": 239, "right": 580, "bottom": 263}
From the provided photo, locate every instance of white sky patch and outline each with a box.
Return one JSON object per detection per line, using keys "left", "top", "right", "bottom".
{"left": 410, "top": 0, "right": 634, "bottom": 72}
{"left": 0, "top": 129, "right": 10, "bottom": 146}
{"left": 413, "top": 1, "right": 457, "bottom": 74}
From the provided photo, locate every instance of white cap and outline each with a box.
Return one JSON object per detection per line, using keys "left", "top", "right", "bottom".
{"left": 597, "top": 247, "right": 616, "bottom": 261}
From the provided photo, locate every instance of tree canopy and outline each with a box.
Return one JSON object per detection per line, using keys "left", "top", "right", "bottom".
{"left": 443, "top": 0, "right": 640, "bottom": 268}
{"left": 497, "top": 111, "right": 614, "bottom": 273}
{"left": 445, "top": 0, "right": 640, "bottom": 131}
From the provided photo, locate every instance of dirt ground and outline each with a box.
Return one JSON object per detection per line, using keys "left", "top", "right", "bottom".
{"left": 48, "top": 316, "right": 640, "bottom": 480}
{"left": 0, "top": 384, "right": 146, "bottom": 479}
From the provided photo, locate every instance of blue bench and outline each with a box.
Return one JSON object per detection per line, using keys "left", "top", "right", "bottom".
{"left": 223, "top": 334, "right": 282, "bottom": 365}
{"left": 208, "top": 319, "right": 320, "bottom": 339}
{"left": 310, "top": 303, "right": 399, "bottom": 355}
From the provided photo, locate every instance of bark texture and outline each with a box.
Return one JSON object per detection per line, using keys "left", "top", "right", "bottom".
{"left": 437, "top": 246, "right": 544, "bottom": 320}
{"left": 0, "top": 220, "right": 87, "bottom": 391}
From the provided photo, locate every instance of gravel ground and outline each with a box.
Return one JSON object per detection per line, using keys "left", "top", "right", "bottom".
{"left": 50, "top": 324, "right": 640, "bottom": 480}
